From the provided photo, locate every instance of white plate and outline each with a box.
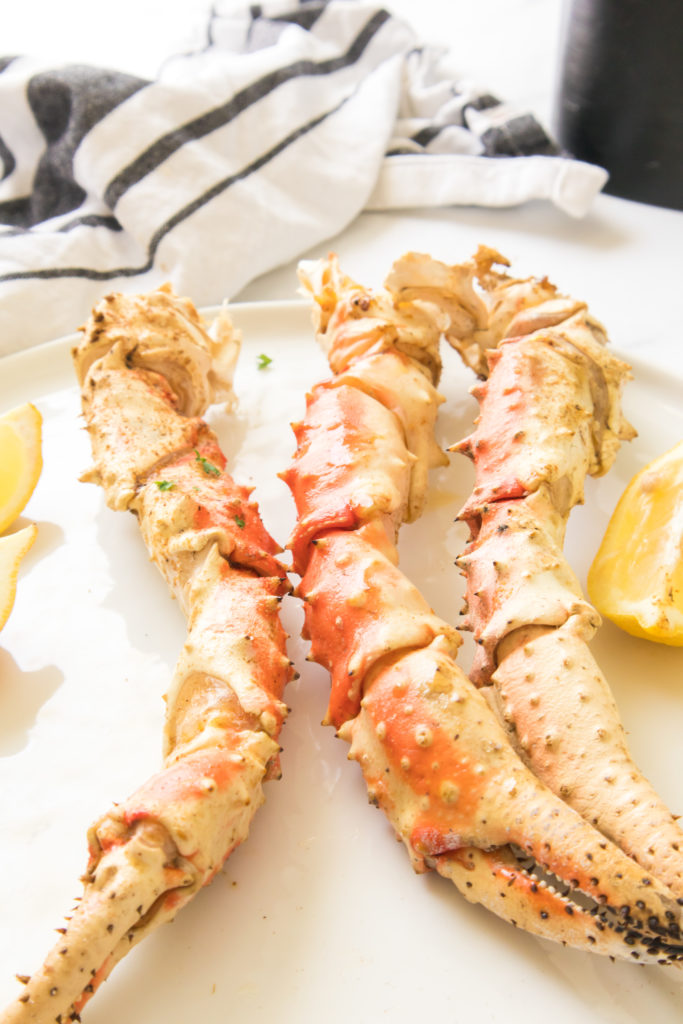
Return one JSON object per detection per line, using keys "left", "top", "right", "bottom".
{"left": 1, "top": 301, "right": 682, "bottom": 1024}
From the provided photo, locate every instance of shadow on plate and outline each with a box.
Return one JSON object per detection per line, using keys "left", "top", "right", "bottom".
{"left": 0, "top": 648, "right": 63, "bottom": 756}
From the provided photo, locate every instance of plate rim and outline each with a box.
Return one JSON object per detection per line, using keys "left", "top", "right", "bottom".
{"left": 1, "top": 297, "right": 681, "bottom": 402}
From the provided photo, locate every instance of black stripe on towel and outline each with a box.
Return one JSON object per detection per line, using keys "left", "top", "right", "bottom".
{"left": 480, "top": 113, "right": 558, "bottom": 157}
{"left": 0, "top": 66, "right": 147, "bottom": 227}
{"left": 0, "top": 213, "right": 123, "bottom": 238}
{"left": 270, "top": 3, "right": 328, "bottom": 31}
{"left": 103, "top": 8, "right": 390, "bottom": 208}
{"left": 0, "top": 135, "right": 16, "bottom": 181}
{"left": 0, "top": 91, "right": 351, "bottom": 283}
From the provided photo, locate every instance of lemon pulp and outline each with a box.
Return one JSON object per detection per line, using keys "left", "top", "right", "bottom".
{"left": 0, "top": 403, "right": 43, "bottom": 533}
{"left": 588, "top": 440, "right": 683, "bottom": 646}
{"left": 0, "top": 524, "right": 38, "bottom": 631}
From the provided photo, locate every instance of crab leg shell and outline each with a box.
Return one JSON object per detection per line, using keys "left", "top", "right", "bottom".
{"left": 134, "top": 440, "right": 286, "bottom": 601}
{"left": 435, "top": 847, "right": 676, "bottom": 963}
{"left": 342, "top": 639, "right": 683, "bottom": 961}
{"left": 299, "top": 522, "right": 461, "bottom": 729}
{"left": 72, "top": 286, "right": 237, "bottom": 417}
{"left": 332, "top": 351, "right": 448, "bottom": 522}
{"left": 454, "top": 328, "right": 634, "bottom": 527}
{"left": 90, "top": 714, "right": 279, "bottom": 907}
{"left": 384, "top": 246, "right": 583, "bottom": 378}
{"left": 11, "top": 719, "right": 280, "bottom": 1024}
{"left": 458, "top": 488, "right": 599, "bottom": 685}
{"left": 287, "top": 255, "right": 683, "bottom": 961}
{"left": 494, "top": 620, "right": 683, "bottom": 897}
{"left": 2, "top": 823, "right": 182, "bottom": 1024}
{"left": 282, "top": 381, "right": 415, "bottom": 575}
{"left": 166, "top": 550, "right": 289, "bottom": 748}
{"left": 1, "top": 287, "right": 292, "bottom": 1023}
{"left": 298, "top": 254, "right": 446, "bottom": 384}
{"left": 411, "top": 251, "right": 683, "bottom": 900}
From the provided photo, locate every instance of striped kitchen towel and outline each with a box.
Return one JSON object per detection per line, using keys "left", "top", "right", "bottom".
{"left": 0, "top": 0, "right": 607, "bottom": 355}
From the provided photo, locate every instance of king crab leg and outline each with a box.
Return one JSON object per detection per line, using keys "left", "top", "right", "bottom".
{"left": 1, "top": 287, "right": 293, "bottom": 1023}
{"left": 283, "top": 255, "right": 683, "bottom": 963}
{"left": 387, "top": 247, "right": 683, "bottom": 901}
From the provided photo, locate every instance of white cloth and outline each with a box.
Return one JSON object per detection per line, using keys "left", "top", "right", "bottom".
{"left": 0, "top": 0, "right": 607, "bottom": 355}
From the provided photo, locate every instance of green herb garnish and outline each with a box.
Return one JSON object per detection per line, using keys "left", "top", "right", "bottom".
{"left": 257, "top": 353, "right": 273, "bottom": 370}
{"left": 156, "top": 480, "right": 175, "bottom": 491}
{"left": 194, "top": 449, "right": 221, "bottom": 476}
{"left": 234, "top": 514, "right": 246, "bottom": 529}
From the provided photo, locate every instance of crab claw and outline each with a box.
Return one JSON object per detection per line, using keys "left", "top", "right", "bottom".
{"left": 340, "top": 637, "right": 683, "bottom": 963}
{"left": 3, "top": 723, "right": 281, "bottom": 1024}
{"left": 436, "top": 846, "right": 681, "bottom": 963}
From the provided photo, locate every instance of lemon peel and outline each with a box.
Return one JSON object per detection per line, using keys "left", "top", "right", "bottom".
{"left": 588, "top": 440, "right": 683, "bottom": 646}
{"left": 0, "top": 524, "right": 38, "bottom": 631}
{"left": 0, "top": 402, "right": 43, "bottom": 534}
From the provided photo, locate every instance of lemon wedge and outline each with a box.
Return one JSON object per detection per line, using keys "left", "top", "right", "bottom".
{"left": 0, "top": 524, "right": 38, "bottom": 631}
{"left": 588, "top": 440, "right": 683, "bottom": 646}
{"left": 0, "top": 402, "right": 43, "bottom": 534}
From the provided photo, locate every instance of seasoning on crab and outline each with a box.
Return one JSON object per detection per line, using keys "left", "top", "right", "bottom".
{"left": 1, "top": 285, "right": 294, "bottom": 1024}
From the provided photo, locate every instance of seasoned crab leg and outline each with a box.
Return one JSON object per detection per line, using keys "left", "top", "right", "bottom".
{"left": 1, "top": 287, "right": 292, "bottom": 1024}
{"left": 388, "top": 248, "right": 683, "bottom": 900}
{"left": 283, "top": 255, "right": 683, "bottom": 963}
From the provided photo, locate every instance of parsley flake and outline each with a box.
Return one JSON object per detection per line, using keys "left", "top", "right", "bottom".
{"left": 257, "top": 353, "right": 273, "bottom": 370}
{"left": 156, "top": 480, "right": 175, "bottom": 491}
{"left": 234, "top": 514, "right": 246, "bottom": 529}
{"left": 194, "top": 450, "right": 221, "bottom": 476}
